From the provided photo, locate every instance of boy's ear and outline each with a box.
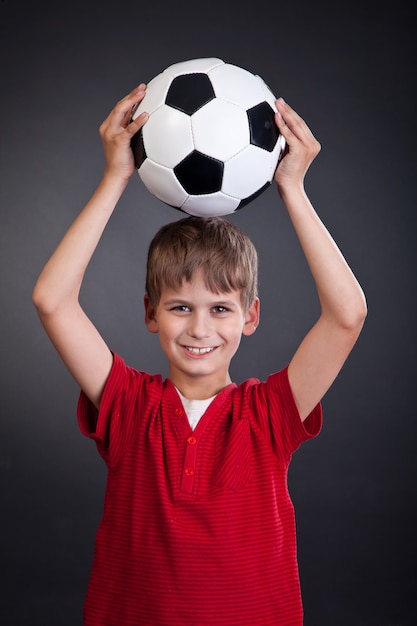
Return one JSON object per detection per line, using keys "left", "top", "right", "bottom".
{"left": 242, "top": 297, "right": 260, "bottom": 336}
{"left": 144, "top": 294, "right": 159, "bottom": 334}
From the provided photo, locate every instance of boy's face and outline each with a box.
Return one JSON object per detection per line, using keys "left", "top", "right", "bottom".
{"left": 144, "top": 270, "right": 259, "bottom": 399}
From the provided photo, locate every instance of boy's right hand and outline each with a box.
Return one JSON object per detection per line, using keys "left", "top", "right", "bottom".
{"left": 33, "top": 85, "right": 149, "bottom": 410}
{"left": 99, "top": 85, "right": 149, "bottom": 182}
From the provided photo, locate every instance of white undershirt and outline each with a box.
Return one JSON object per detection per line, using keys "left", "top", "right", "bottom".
{"left": 176, "top": 389, "right": 216, "bottom": 430}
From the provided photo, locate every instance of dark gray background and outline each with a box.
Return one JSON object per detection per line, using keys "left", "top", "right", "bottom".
{"left": 1, "top": 0, "right": 416, "bottom": 624}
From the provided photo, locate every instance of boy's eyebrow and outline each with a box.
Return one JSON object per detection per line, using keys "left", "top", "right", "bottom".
{"left": 162, "top": 298, "right": 190, "bottom": 306}
{"left": 162, "top": 297, "right": 239, "bottom": 308}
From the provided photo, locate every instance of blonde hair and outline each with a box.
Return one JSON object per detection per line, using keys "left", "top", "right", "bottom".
{"left": 146, "top": 216, "right": 258, "bottom": 311}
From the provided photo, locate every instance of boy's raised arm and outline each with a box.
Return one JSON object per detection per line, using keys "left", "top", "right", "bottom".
{"left": 274, "top": 99, "right": 367, "bottom": 422}
{"left": 32, "top": 86, "right": 149, "bottom": 409}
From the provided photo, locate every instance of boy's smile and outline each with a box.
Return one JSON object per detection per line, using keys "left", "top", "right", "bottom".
{"left": 144, "top": 271, "right": 259, "bottom": 399}
{"left": 184, "top": 346, "right": 216, "bottom": 355}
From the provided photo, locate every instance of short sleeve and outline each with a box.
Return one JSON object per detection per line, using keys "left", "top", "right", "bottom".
{"left": 249, "top": 366, "right": 322, "bottom": 461}
{"left": 77, "top": 353, "right": 162, "bottom": 468}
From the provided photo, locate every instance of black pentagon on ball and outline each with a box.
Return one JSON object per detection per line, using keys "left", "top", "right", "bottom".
{"left": 174, "top": 151, "right": 223, "bottom": 195}
{"left": 166, "top": 73, "right": 216, "bottom": 115}
{"left": 131, "top": 128, "right": 147, "bottom": 169}
{"left": 247, "top": 101, "right": 279, "bottom": 152}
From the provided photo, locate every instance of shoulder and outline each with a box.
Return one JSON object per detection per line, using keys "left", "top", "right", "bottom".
{"left": 234, "top": 368, "right": 290, "bottom": 404}
{"left": 108, "top": 353, "right": 163, "bottom": 392}
{"left": 234, "top": 368, "right": 322, "bottom": 452}
{"left": 78, "top": 353, "right": 163, "bottom": 436}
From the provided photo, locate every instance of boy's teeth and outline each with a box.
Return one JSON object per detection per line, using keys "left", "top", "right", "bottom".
{"left": 186, "top": 346, "right": 213, "bottom": 354}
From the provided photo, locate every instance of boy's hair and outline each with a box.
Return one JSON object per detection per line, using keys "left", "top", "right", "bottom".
{"left": 146, "top": 216, "right": 258, "bottom": 311}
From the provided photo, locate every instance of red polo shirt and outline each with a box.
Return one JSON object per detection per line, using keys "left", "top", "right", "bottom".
{"left": 78, "top": 353, "right": 321, "bottom": 625}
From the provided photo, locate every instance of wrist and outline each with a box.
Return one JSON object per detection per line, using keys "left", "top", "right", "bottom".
{"left": 276, "top": 179, "right": 306, "bottom": 202}
{"left": 91, "top": 170, "right": 131, "bottom": 210}
{"left": 102, "top": 167, "right": 132, "bottom": 191}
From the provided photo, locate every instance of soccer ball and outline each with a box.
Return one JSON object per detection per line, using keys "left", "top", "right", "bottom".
{"left": 131, "top": 58, "right": 285, "bottom": 217}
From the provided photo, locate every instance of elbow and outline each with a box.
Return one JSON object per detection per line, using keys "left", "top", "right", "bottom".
{"left": 32, "top": 280, "right": 43, "bottom": 311}
{"left": 32, "top": 278, "right": 79, "bottom": 319}
{"left": 32, "top": 280, "right": 57, "bottom": 318}
{"left": 324, "top": 290, "right": 367, "bottom": 338}
{"left": 32, "top": 281, "right": 48, "bottom": 316}
{"left": 358, "top": 298, "right": 368, "bottom": 327}
{"left": 353, "top": 291, "right": 368, "bottom": 328}
{"left": 341, "top": 294, "right": 368, "bottom": 337}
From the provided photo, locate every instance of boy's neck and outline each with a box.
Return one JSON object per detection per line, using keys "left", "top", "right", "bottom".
{"left": 168, "top": 371, "right": 232, "bottom": 401}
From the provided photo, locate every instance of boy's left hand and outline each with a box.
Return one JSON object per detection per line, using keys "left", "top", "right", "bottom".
{"left": 274, "top": 99, "right": 321, "bottom": 192}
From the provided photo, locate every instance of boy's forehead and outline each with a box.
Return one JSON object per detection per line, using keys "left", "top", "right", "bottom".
{"left": 159, "top": 274, "right": 241, "bottom": 303}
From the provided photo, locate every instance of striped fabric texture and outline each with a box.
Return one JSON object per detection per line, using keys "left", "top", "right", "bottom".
{"left": 77, "top": 353, "right": 322, "bottom": 625}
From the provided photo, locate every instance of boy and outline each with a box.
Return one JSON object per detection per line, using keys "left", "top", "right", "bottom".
{"left": 32, "top": 84, "right": 367, "bottom": 625}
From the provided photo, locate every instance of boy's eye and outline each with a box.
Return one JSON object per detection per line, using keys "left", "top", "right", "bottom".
{"left": 212, "top": 306, "right": 228, "bottom": 314}
{"left": 172, "top": 305, "right": 190, "bottom": 312}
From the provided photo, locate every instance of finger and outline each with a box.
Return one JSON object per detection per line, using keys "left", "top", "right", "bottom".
{"left": 276, "top": 99, "right": 321, "bottom": 162}
{"left": 275, "top": 98, "right": 313, "bottom": 142}
{"left": 125, "top": 111, "right": 149, "bottom": 137}
{"left": 111, "top": 84, "right": 147, "bottom": 125}
{"left": 99, "top": 85, "right": 147, "bottom": 139}
{"left": 124, "top": 83, "right": 147, "bottom": 103}
{"left": 275, "top": 106, "right": 295, "bottom": 143}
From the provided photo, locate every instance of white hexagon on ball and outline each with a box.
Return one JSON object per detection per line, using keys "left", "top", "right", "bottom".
{"left": 165, "top": 57, "right": 224, "bottom": 78}
{"left": 192, "top": 99, "right": 250, "bottom": 162}
{"left": 209, "top": 63, "right": 269, "bottom": 110}
{"left": 139, "top": 160, "right": 188, "bottom": 207}
{"left": 142, "top": 105, "right": 193, "bottom": 168}
{"left": 183, "top": 191, "right": 240, "bottom": 217}
{"left": 222, "top": 145, "right": 275, "bottom": 199}
{"left": 136, "top": 72, "right": 172, "bottom": 116}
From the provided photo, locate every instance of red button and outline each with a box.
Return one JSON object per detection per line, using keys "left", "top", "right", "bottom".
{"left": 174, "top": 407, "right": 183, "bottom": 416}
{"left": 187, "top": 436, "right": 197, "bottom": 445}
{"left": 184, "top": 467, "right": 194, "bottom": 476}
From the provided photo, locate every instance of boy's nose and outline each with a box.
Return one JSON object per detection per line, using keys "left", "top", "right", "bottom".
{"left": 188, "top": 312, "right": 213, "bottom": 339}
